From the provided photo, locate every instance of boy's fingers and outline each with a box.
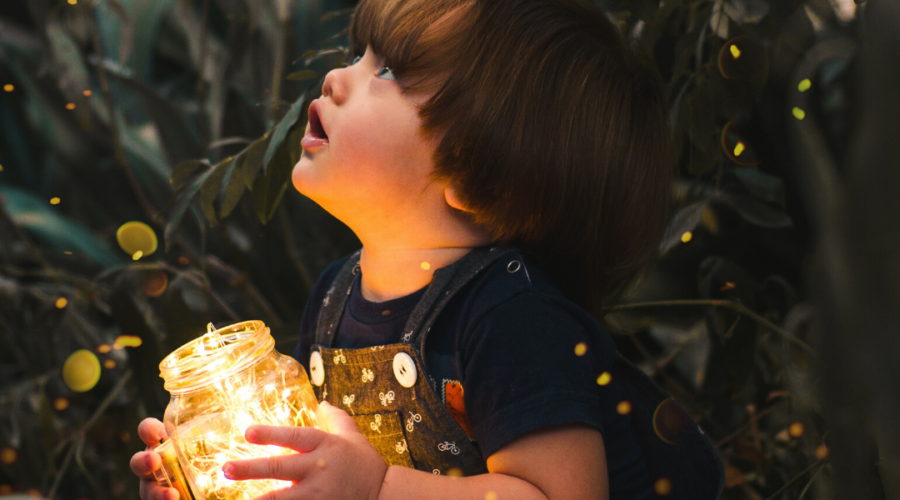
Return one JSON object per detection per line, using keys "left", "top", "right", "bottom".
{"left": 137, "top": 418, "right": 167, "bottom": 447}
{"left": 317, "top": 401, "right": 361, "bottom": 436}
{"left": 130, "top": 450, "right": 161, "bottom": 478}
{"left": 223, "top": 453, "right": 311, "bottom": 482}
{"left": 245, "top": 425, "right": 327, "bottom": 453}
{"left": 140, "top": 478, "right": 179, "bottom": 500}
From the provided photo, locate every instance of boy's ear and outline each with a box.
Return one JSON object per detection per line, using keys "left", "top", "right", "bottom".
{"left": 444, "top": 186, "right": 474, "bottom": 213}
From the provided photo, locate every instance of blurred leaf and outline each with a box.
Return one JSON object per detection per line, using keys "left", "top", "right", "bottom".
{"left": 659, "top": 201, "right": 707, "bottom": 254}
{"left": 164, "top": 167, "right": 212, "bottom": 251}
{"left": 170, "top": 160, "right": 208, "bottom": 191}
{"left": 285, "top": 121, "right": 305, "bottom": 167}
{"left": 724, "top": 168, "right": 786, "bottom": 207}
{"left": 712, "top": 193, "right": 793, "bottom": 227}
{"left": 286, "top": 70, "right": 319, "bottom": 81}
{"left": 0, "top": 185, "right": 124, "bottom": 269}
{"left": 320, "top": 7, "right": 355, "bottom": 23}
{"left": 219, "top": 134, "right": 270, "bottom": 219}
{"left": 109, "top": 73, "right": 203, "bottom": 166}
{"left": 323, "top": 27, "right": 351, "bottom": 46}
{"left": 105, "top": 0, "right": 135, "bottom": 63}
{"left": 262, "top": 92, "right": 306, "bottom": 175}
{"left": 46, "top": 19, "right": 91, "bottom": 128}
{"left": 252, "top": 142, "right": 292, "bottom": 224}
{"left": 199, "top": 158, "right": 232, "bottom": 226}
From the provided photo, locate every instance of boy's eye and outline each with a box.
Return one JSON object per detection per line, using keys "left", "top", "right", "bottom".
{"left": 351, "top": 55, "right": 362, "bottom": 66}
{"left": 376, "top": 66, "right": 396, "bottom": 81}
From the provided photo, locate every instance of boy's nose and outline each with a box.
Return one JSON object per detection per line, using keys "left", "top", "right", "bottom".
{"left": 321, "top": 67, "right": 348, "bottom": 105}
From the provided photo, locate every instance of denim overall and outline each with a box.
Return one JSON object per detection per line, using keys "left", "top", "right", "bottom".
{"left": 308, "top": 246, "right": 725, "bottom": 498}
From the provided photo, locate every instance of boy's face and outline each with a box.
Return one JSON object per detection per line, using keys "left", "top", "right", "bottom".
{"left": 292, "top": 45, "right": 443, "bottom": 231}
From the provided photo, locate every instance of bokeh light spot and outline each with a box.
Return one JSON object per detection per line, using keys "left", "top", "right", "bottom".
{"left": 142, "top": 271, "right": 169, "bottom": 298}
{"left": 616, "top": 400, "right": 632, "bottom": 415}
{"left": 55, "top": 297, "right": 68, "bottom": 309}
{"left": 120, "top": 430, "right": 131, "bottom": 443}
{"left": 789, "top": 421, "right": 805, "bottom": 438}
{"left": 485, "top": 492, "right": 498, "bottom": 500}
{"left": 96, "top": 344, "right": 112, "bottom": 354}
{"left": 50, "top": 197, "right": 61, "bottom": 205}
{"left": 729, "top": 45, "right": 741, "bottom": 59}
{"left": 793, "top": 107, "right": 806, "bottom": 120}
{"left": 64, "top": 250, "right": 73, "bottom": 255}
{"left": 574, "top": 342, "right": 587, "bottom": 356}
{"left": 116, "top": 221, "right": 158, "bottom": 257}
{"left": 2, "top": 84, "right": 13, "bottom": 92}
{"left": 62, "top": 349, "right": 101, "bottom": 392}
{"left": 0, "top": 485, "right": 12, "bottom": 495}
{"left": 733, "top": 142, "right": 745, "bottom": 157}
{"left": 654, "top": 477, "right": 673, "bottom": 496}
{"left": 177, "top": 256, "right": 190, "bottom": 266}
{"left": 0, "top": 447, "right": 17, "bottom": 465}
{"left": 815, "top": 443, "right": 830, "bottom": 460}
{"left": 653, "top": 398, "right": 689, "bottom": 445}
{"left": 113, "top": 335, "right": 142, "bottom": 350}
{"left": 681, "top": 231, "right": 692, "bottom": 243}
{"left": 596, "top": 371, "right": 611, "bottom": 386}
{"left": 103, "top": 359, "right": 117, "bottom": 369}
{"left": 421, "top": 262, "right": 431, "bottom": 270}
{"left": 53, "top": 397, "right": 69, "bottom": 411}
{"left": 381, "top": 310, "right": 391, "bottom": 316}
{"left": 132, "top": 250, "right": 143, "bottom": 261}
{"left": 68, "top": 0, "right": 77, "bottom": 4}
{"left": 719, "top": 282, "right": 736, "bottom": 291}
{"left": 447, "top": 467, "right": 463, "bottom": 478}
{"left": 83, "top": 89, "right": 92, "bottom": 97}
{"left": 798, "top": 79, "right": 812, "bottom": 92}
{"left": 66, "top": 103, "right": 76, "bottom": 110}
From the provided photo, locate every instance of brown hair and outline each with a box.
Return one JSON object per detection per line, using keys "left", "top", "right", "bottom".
{"left": 350, "top": 0, "right": 672, "bottom": 311}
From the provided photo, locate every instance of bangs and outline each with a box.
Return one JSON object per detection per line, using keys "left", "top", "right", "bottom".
{"left": 350, "top": 0, "right": 477, "bottom": 96}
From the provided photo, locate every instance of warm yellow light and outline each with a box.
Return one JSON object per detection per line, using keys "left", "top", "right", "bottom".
{"left": 2, "top": 84, "right": 13, "bottom": 92}
{"left": 596, "top": 371, "right": 611, "bottom": 386}
{"left": 0, "top": 485, "right": 12, "bottom": 495}
{"left": 68, "top": 0, "right": 77, "bottom": 4}
{"left": 114, "top": 335, "right": 143, "bottom": 349}
{"left": 616, "top": 400, "right": 632, "bottom": 415}
{"left": 681, "top": 231, "right": 693, "bottom": 243}
{"left": 574, "top": 342, "right": 587, "bottom": 356}
{"left": 53, "top": 397, "right": 70, "bottom": 411}
{"left": 447, "top": 467, "right": 463, "bottom": 477}
{"left": 96, "top": 344, "right": 112, "bottom": 354}
{"left": 66, "top": 103, "right": 76, "bottom": 110}
{"left": 421, "top": 262, "right": 431, "bottom": 270}
{"left": 654, "top": 477, "right": 673, "bottom": 496}
{"left": 83, "top": 89, "right": 92, "bottom": 97}
{"left": 798, "top": 79, "right": 811, "bottom": 92}
{"left": 63, "top": 349, "right": 101, "bottom": 392}
{"left": 132, "top": 250, "right": 143, "bottom": 260}
{"left": 56, "top": 297, "right": 68, "bottom": 309}
{"left": 50, "top": 197, "right": 61, "bottom": 205}
{"left": 793, "top": 107, "right": 806, "bottom": 120}
{"left": 789, "top": 421, "right": 805, "bottom": 438}
{"left": 815, "top": 443, "right": 830, "bottom": 460}
{"left": 0, "top": 448, "right": 16, "bottom": 465}
{"left": 117, "top": 221, "right": 158, "bottom": 257}
{"left": 104, "top": 359, "right": 117, "bottom": 369}
{"left": 64, "top": 250, "right": 73, "bottom": 255}
{"left": 719, "top": 281, "right": 736, "bottom": 291}
{"left": 729, "top": 45, "right": 741, "bottom": 59}
{"left": 733, "top": 142, "right": 745, "bottom": 157}
{"left": 0, "top": 165, "right": 3, "bottom": 172}
{"left": 143, "top": 271, "right": 169, "bottom": 298}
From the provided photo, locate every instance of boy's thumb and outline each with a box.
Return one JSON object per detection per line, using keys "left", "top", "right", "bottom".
{"left": 316, "top": 401, "right": 360, "bottom": 435}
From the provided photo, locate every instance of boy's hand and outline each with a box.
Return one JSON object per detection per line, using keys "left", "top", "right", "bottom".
{"left": 223, "top": 401, "right": 388, "bottom": 500}
{"left": 129, "top": 418, "right": 179, "bottom": 500}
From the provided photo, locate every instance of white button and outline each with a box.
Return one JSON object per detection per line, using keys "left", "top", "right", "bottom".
{"left": 309, "top": 351, "right": 325, "bottom": 386}
{"left": 393, "top": 352, "right": 417, "bottom": 388}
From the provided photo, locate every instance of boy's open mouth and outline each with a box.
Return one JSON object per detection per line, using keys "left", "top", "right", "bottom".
{"left": 308, "top": 101, "right": 328, "bottom": 140}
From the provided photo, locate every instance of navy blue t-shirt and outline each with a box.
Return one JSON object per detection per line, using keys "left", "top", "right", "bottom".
{"left": 292, "top": 250, "right": 653, "bottom": 500}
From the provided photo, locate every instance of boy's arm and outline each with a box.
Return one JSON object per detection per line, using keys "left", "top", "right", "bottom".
{"left": 377, "top": 422, "right": 609, "bottom": 500}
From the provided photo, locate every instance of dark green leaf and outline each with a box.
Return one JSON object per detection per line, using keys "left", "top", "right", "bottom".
{"left": 724, "top": 168, "right": 786, "bottom": 207}
{"left": 252, "top": 143, "right": 293, "bottom": 224}
{"left": 659, "top": 201, "right": 707, "bottom": 254}
{"left": 216, "top": 155, "right": 240, "bottom": 217}
{"left": 170, "top": 160, "right": 208, "bottom": 190}
{"left": 286, "top": 121, "right": 305, "bottom": 167}
{"left": 165, "top": 169, "right": 212, "bottom": 251}
{"left": 286, "top": 70, "right": 319, "bottom": 81}
{"left": 199, "top": 158, "right": 233, "bottom": 226}
{"left": 239, "top": 133, "right": 271, "bottom": 190}
{"left": 106, "top": 0, "right": 135, "bottom": 63}
{"left": 712, "top": 193, "right": 793, "bottom": 228}
{"left": 46, "top": 20, "right": 91, "bottom": 127}
{"left": 262, "top": 92, "right": 306, "bottom": 175}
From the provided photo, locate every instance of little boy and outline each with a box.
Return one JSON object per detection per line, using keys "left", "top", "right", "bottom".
{"left": 131, "top": 0, "right": 676, "bottom": 498}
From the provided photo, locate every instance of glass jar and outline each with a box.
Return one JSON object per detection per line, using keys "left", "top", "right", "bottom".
{"left": 153, "top": 320, "right": 318, "bottom": 500}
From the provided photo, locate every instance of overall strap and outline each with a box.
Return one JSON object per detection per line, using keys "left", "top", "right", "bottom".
{"left": 404, "top": 245, "right": 516, "bottom": 351}
{"left": 313, "top": 250, "right": 362, "bottom": 347}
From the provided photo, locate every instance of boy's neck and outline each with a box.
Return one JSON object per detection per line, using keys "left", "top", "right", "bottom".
{"left": 357, "top": 246, "right": 481, "bottom": 302}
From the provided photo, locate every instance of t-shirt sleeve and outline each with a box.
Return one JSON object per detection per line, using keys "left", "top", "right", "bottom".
{"left": 291, "top": 255, "right": 351, "bottom": 371}
{"left": 461, "top": 291, "right": 616, "bottom": 459}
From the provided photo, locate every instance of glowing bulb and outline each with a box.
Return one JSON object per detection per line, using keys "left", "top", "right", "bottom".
{"left": 132, "top": 250, "right": 143, "bottom": 260}
{"left": 798, "top": 79, "right": 811, "bottom": 92}
{"left": 654, "top": 477, "right": 673, "bottom": 495}
{"left": 68, "top": 0, "right": 77, "bottom": 4}
{"left": 616, "top": 400, "right": 632, "bottom": 415}
{"left": 2, "top": 84, "right": 12, "bottom": 92}
{"left": 63, "top": 349, "right": 101, "bottom": 392}
{"left": 681, "top": 231, "right": 693, "bottom": 243}
{"left": 66, "top": 103, "right": 76, "bottom": 110}
{"left": 596, "top": 371, "right": 612, "bottom": 386}
{"left": 733, "top": 142, "right": 745, "bottom": 157}
{"left": 56, "top": 297, "right": 68, "bottom": 309}
{"left": 793, "top": 107, "right": 806, "bottom": 120}
{"left": 83, "top": 89, "right": 92, "bottom": 96}
{"left": 574, "top": 342, "right": 587, "bottom": 356}
{"left": 789, "top": 421, "right": 805, "bottom": 438}
{"left": 729, "top": 45, "right": 741, "bottom": 59}
{"left": 50, "top": 197, "right": 60, "bottom": 205}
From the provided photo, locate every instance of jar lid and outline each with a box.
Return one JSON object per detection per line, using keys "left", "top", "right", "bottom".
{"left": 159, "top": 320, "right": 275, "bottom": 392}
